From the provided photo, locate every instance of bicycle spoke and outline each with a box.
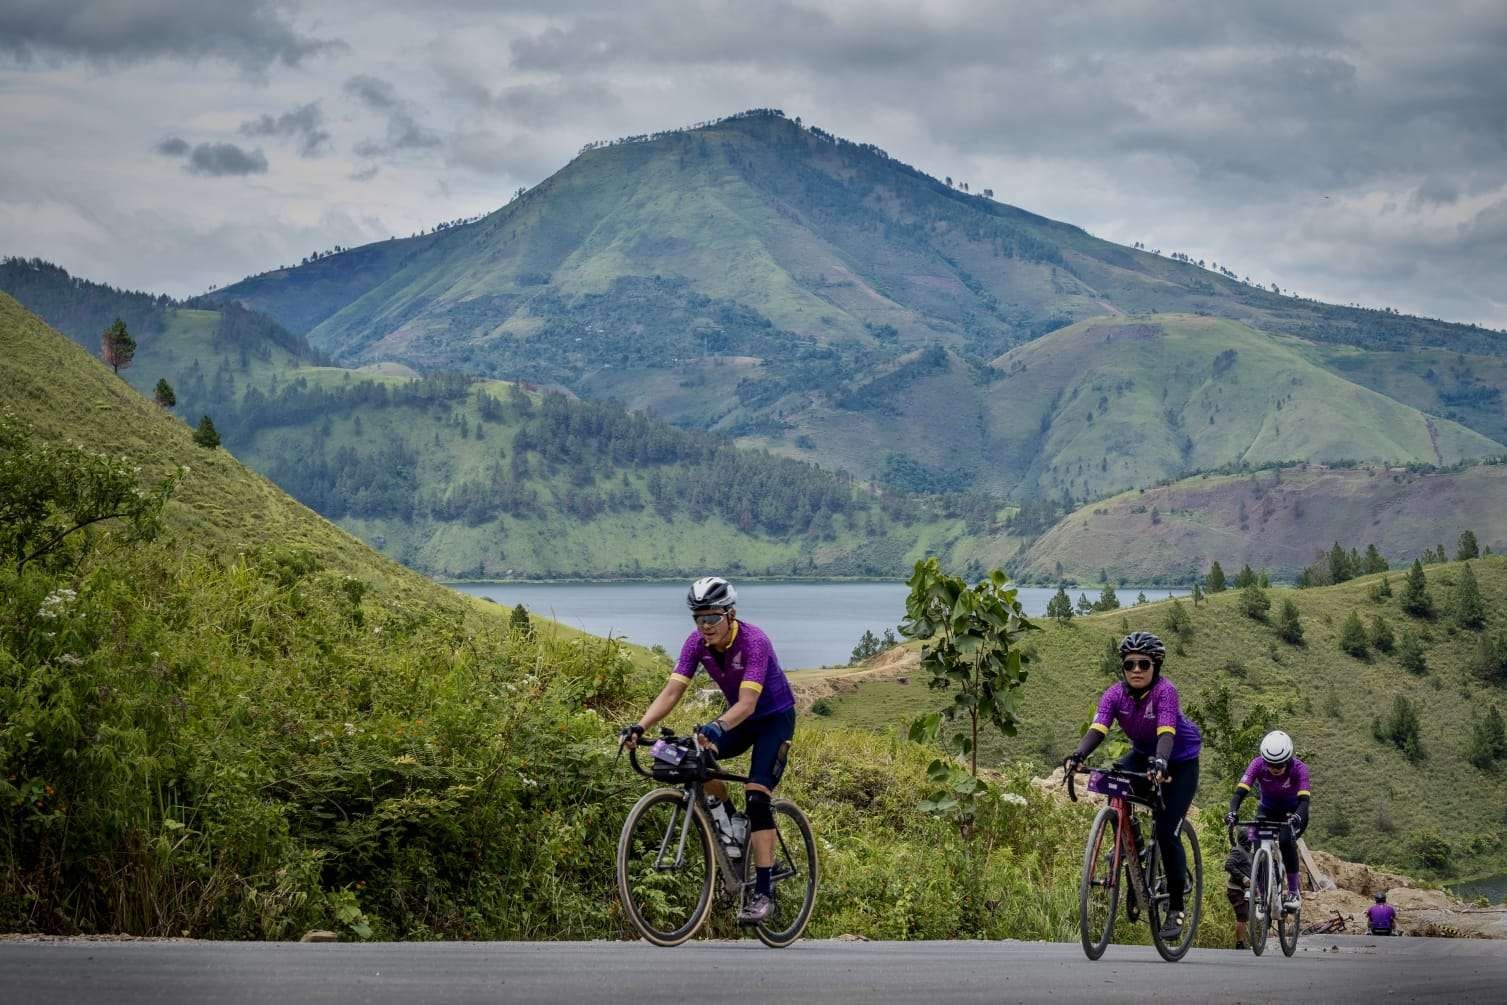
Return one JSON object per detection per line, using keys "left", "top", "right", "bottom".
{"left": 618, "top": 790, "right": 714, "bottom": 946}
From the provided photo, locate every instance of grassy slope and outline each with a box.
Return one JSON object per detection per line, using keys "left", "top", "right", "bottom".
{"left": 1016, "top": 463, "right": 1507, "bottom": 583}
{"left": 983, "top": 315, "right": 1503, "bottom": 499}
{"left": 822, "top": 560, "right": 1507, "bottom": 878}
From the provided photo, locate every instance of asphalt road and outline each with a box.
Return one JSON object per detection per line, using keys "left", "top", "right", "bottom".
{"left": 3, "top": 935, "right": 1505, "bottom": 1004}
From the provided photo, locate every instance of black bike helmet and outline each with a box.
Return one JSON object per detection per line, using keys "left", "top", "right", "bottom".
{"left": 686, "top": 576, "right": 737, "bottom": 611}
{"left": 1374, "top": 890, "right": 1387, "bottom": 903}
{"left": 1118, "top": 631, "right": 1166, "bottom": 665}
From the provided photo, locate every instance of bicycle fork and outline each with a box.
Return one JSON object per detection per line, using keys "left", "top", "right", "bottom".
{"left": 654, "top": 789, "right": 698, "bottom": 871}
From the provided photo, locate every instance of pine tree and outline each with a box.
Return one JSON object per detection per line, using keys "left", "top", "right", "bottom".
{"left": 1471, "top": 632, "right": 1507, "bottom": 686}
{"left": 1233, "top": 564, "right": 1257, "bottom": 588}
{"left": 1076, "top": 593, "right": 1093, "bottom": 616}
{"left": 1191, "top": 580, "right": 1204, "bottom": 607}
{"left": 1452, "top": 563, "right": 1486, "bottom": 629}
{"left": 1364, "top": 544, "right": 1389, "bottom": 574}
{"left": 153, "top": 378, "right": 176, "bottom": 409}
{"left": 1046, "top": 587, "right": 1074, "bottom": 624}
{"left": 1369, "top": 614, "right": 1395, "bottom": 653}
{"left": 100, "top": 318, "right": 136, "bottom": 375}
{"left": 1276, "top": 599, "right": 1304, "bottom": 645}
{"left": 509, "top": 603, "right": 532, "bottom": 638}
{"left": 1099, "top": 636, "right": 1122, "bottom": 677}
{"left": 1338, "top": 610, "right": 1369, "bottom": 658}
{"left": 1207, "top": 561, "right": 1227, "bottom": 593}
{"left": 192, "top": 415, "right": 221, "bottom": 449}
{"left": 1327, "top": 542, "right": 1353, "bottom": 585}
{"left": 1467, "top": 705, "right": 1507, "bottom": 769}
{"left": 1136, "top": 591, "right": 1148, "bottom": 605}
{"left": 1238, "top": 582, "right": 1270, "bottom": 622}
{"left": 1094, "top": 584, "right": 1120, "bottom": 612}
{"left": 1400, "top": 559, "right": 1434, "bottom": 618}
{"left": 1162, "top": 598, "right": 1194, "bottom": 648}
{"left": 1398, "top": 631, "right": 1427, "bottom": 675}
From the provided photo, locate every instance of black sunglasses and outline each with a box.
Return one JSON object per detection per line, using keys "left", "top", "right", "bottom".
{"left": 1122, "top": 657, "right": 1155, "bottom": 672}
{"left": 692, "top": 612, "right": 728, "bottom": 627}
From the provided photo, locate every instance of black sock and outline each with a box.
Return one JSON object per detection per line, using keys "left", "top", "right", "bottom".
{"left": 756, "top": 866, "right": 772, "bottom": 897}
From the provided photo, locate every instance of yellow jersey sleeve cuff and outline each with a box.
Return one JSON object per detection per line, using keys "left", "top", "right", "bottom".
{"left": 740, "top": 681, "right": 764, "bottom": 694}
{"left": 668, "top": 673, "right": 690, "bottom": 684}
{"left": 1156, "top": 726, "right": 1176, "bottom": 736}
{"left": 1296, "top": 790, "right": 1310, "bottom": 798}
{"left": 1236, "top": 782, "right": 1251, "bottom": 791}
{"left": 1089, "top": 722, "right": 1110, "bottom": 735}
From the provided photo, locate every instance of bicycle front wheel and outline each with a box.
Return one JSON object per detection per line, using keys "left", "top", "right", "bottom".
{"left": 746, "top": 799, "right": 819, "bottom": 948}
{"left": 1078, "top": 805, "right": 1121, "bottom": 960}
{"left": 1147, "top": 819, "right": 1202, "bottom": 963}
{"left": 1248, "top": 847, "right": 1272, "bottom": 957}
{"left": 1279, "top": 898, "right": 1300, "bottom": 957}
{"left": 617, "top": 787, "right": 715, "bottom": 947}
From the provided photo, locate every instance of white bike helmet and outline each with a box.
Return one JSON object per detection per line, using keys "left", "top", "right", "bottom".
{"left": 686, "top": 576, "right": 737, "bottom": 611}
{"left": 1260, "top": 730, "right": 1294, "bottom": 768}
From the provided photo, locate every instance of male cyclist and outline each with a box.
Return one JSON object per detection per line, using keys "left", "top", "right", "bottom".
{"left": 1366, "top": 891, "right": 1398, "bottom": 935}
{"left": 621, "top": 576, "right": 796, "bottom": 924}
{"left": 1224, "top": 730, "right": 1311, "bottom": 912}
{"left": 1063, "top": 631, "right": 1203, "bottom": 941}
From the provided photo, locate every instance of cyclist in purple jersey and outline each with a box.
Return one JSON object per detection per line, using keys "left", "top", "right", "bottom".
{"left": 1366, "top": 891, "right": 1397, "bottom": 935}
{"left": 1224, "top": 730, "right": 1311, "bottom": 911}
{"left": 1063, "top": 631, "right": 1203, "bottom": 941}
{"left": 620, "top": 576, "right": 795, "bottom": 924}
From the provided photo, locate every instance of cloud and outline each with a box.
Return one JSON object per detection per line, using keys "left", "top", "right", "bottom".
{"left": 346, "top": 74, "right": 441, "bottom": 158}
{"left": 239, "top": 101, "right": 331, "bottom": 157}
{"left": 0, "top": 0, "right": 341, "bottom": 71}
{"left": 155, "top": 136, "right": 190, "bottom": 157}
{"left": 345, "top": 74, "right": 399, "bottom": 110}
{"left": 185, "top": 142, "right": 268, "bottom": 177}
{"left": 350, "top": 164, "right": 379, "bottom": 182}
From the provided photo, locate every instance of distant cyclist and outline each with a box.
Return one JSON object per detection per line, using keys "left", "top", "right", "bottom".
{"left": 620, "top": 576, "right": 796, "bottom": 924}
{"left": 1063, "top": 631, "right": 1203, "bottom": 941}
{"left": 1224, "top": 830, "right": 1254, "bottom": 949}
{"left": 1224, "top": 730, "right": 1311, "bottom": 912}
{"left": 1367, "top": 891, "right": 1398, "bottom": 935}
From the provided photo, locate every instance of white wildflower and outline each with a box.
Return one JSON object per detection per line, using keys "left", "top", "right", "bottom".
{"left": 57, "top": 653, "right": 84, "bottom": 667}
{"left": 344, "top": 722, "right": 357, "bottom": 736}
{"left": 1001, "top": 793, "right": 1028, "bottom": 807}
{"left": 38, "top": 588, "right": 78, "bottom": 620}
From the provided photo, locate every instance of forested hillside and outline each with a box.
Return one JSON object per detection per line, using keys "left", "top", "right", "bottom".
{"left": 822, "top": 558, "right": 1507, "bottom": 880}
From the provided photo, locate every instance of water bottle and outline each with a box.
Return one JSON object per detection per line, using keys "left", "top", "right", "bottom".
{"left": 707, "top": 797, "right": 742, "bottom": 859}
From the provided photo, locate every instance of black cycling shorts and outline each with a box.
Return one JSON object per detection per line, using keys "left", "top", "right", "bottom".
{"left": 713, "top": 708, "right": 795, "bottom": 790}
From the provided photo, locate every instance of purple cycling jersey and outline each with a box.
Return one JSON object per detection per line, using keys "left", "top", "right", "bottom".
{"left": 1091, "top": 676, "right": 1202, "bottom": 762}
{"left": 1238, "top": 756, "right": 1311, "bottom": 811}
{"left": 1366, "top": 903, "right": 1396, "bottom": 930}
{"left": 672, "top": 620, "right": 795, "bottom": 718}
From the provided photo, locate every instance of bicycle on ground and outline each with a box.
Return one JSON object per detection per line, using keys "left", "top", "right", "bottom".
{"left": 1230, "top": 818, "right": 1299, "bottom": 957}
{"left": 616, "top": 728, "right": 818, "bottom": 948}
{"left": 1067, "top": 765, "right": 1204, "bottom": 962}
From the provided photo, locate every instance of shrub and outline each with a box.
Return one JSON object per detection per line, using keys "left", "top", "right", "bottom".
{"left": 1369, "top": 615, "right": 1395, "bottom": 654}
{"left": 1451, "top": 563, "right": 1486, "bottom": 630}
{"left": 193, "top": 415, "right": 221, "bottom": 449}
{"left": 1398, "top": 631, "right": 1428, "bottom": 674}
{"left": 1379, "top": 694, "right": 1426, "bottom": 762}
{"left": 1207, "top": 561, "right": 1227, "bottom": 593}
{"left": 811, "top": 699, "right": 835, "bottom": 717}
{"left": 1238, "top": 582, "right": 1270, "bottom": 622}
{"left": 1338, "top": 611, "right": 1369, "bottom": 658}
{"left": 1409, "top": 830, "right": 1452, "bottom": 874}
{"left": 1470, "top": 632, "right": 1507, "bottom": 686}
{"left": 1400, "top": 559, "right": 1434, "bottom": 619}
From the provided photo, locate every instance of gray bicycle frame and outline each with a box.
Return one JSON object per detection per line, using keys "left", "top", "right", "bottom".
{"left": 1245, "top": 821, "right": 1290, "bottom": 919}
{"left": 652, "top": 776, "right": 801, "bottom": 906}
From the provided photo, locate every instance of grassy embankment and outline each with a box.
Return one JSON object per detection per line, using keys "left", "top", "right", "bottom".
{"left": 821, "top": 563, "right": 1507, "bottom": 880}
{"left": 3, "top": 294, "right": 1240, "bottom": 946}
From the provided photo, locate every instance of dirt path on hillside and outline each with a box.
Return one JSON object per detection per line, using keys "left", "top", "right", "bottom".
{"left": 789, "top": 645, "right": 920, "bottom": 711}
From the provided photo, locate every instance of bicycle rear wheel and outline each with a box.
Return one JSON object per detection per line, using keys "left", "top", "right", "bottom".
{"left": 1279, "top": 899, "right": 1300, "bottom": 957}
{"left": 617, "top": 788, "right": 715, "bottom": 947}
{"left": 1248, "top": 847, "right": 1272, "bottom": 957}
{"left": 1147, "top": 819, "right": 1203, "bottom": 963}
{"left": 746, "top": 799, "right": 819, "bottom": 948}
{"left": 1078, "top": 805, "right": 1121, "bottom": 960}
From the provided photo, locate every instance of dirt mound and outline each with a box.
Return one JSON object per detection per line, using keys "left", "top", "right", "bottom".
{"left": 790, "top": 646, "right": 919, "bottom": 712}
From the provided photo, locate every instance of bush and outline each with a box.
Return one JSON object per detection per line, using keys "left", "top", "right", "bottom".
{"left": 811, "top": 699, "right": 835, "bottom": 717}
{"left": 1238, "top": 583, "right": 1270, "bottom": 622}
{"left": 1338, "top": 611, "right": 1369, "bottom": 659}
{"left": 1451, "top": 563, "right": 1486, "bottom": 630}
{"left": 1409, "top": 830, "right": 1452, "bottom": 874}
{"left": 1275, "top": 599, "right": 1304, "bottom": 644}
{"left": 1398, "top": 631, "right": 1428, "bottom": 675}
{"left": 1378, "top": 694, "right": 1426, "bottom": 763}
{"left": 1369, "top": 615, "right": 1395, "bottom": 654}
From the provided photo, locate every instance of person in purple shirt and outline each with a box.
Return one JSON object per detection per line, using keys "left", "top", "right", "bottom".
{"left": 620, "top": 576, "right": 795, "bottom": 925}
{"left": 1366, "top": 891, "right": 1398, "bottom": 935}
{"left": 1063, "top": 631, "right": 1203, "bottom": 941}
{"left": 1224, "top": 730, "right": 1311, "bottom": 911}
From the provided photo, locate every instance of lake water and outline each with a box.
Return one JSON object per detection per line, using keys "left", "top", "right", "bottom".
{"left": 447, "top": 581, "right": 1185, "bottom": 669}
{"left": 1449, "top": 873, "right": 1507, "bottom": 905}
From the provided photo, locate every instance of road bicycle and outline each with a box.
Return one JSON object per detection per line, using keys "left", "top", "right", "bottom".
{"left": 1230, "top": 818, "right": 1300, "bottom": 957}
{"left": 1067, "top": 765, "right": 1203, "bottom": 962}
{"left": 616, "top": 728, "right": 818, "bottom": 948}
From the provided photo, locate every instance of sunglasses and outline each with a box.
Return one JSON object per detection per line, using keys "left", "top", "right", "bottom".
{"left": 692, "top": 613, "right": 728, "bottom": 627}
{"left": 1122, "top": 658, "right": 1155, "bottom": 672}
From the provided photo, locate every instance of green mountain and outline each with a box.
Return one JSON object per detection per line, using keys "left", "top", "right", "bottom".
{"left": 1014, "top": 462, "right": 1507, "bottom": 584}
{"left": 823, "top": 559, "right": 1507, "bottom": 880}
{"left": 209, "top": 110, "right": 1507, "bottom": 496}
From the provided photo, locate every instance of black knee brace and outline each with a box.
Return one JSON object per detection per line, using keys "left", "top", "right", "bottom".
{"left": 746, "top": 790, "right": 775, "bottom": 833}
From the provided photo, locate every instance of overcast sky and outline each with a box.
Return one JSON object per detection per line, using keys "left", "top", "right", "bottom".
{"left": 2, "top": 0, "right": 1504, "bottom": 329}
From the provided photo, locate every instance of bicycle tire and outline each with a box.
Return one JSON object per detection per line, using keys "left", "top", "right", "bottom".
{"left": 617, "top": 787, "right": 716, "bottom": 947}
{"left": 746, "top": 799, "right": 819, "bottom": 948}
{"left": 1248, "top": 847, "right": 1272, "bottom": 957}
{"left": 1280, "top": 900, "right": 1300, "bottom": 957}
{"left": 1078, "top": 805, "right": 1121, "bottom": 960}
{"left": 1147, "top": 818, "right": 1203, "bottom": 963}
